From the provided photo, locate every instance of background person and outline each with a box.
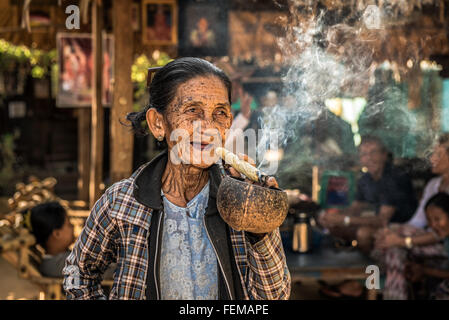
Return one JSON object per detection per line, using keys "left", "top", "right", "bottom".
{"left": 24, "top": 202, "right": 115, "bottom": 279}
{"left": 319, "top": 135, "right": 417, "bottom": 253}
{"left": 318, "top": 135, "right": 417, "bottom": 299}
{"left": 373, "top": 133, "right": 449, "bottom": 300}
{"left": 405, "top": 193, "right": 449, "bottom": 300}
{"left": 24, "top": 202, "right": 75, "bottom": 278}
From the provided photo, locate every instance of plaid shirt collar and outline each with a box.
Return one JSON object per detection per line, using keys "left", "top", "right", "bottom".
{"left": 132, "top": 149, "right": 223, "bottom": 212}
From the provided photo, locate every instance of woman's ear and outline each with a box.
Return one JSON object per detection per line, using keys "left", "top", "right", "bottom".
{"left": 146, "top": 108, "right": 165, "bottom": 141}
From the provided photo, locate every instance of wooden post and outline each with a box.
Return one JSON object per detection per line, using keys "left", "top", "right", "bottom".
{"left": 312, "top": 165, "right": 320, "bottom": 202}
{"left": 110, "top": 0, "right": 134, "bottom": 183}
{"left": 89, "top": 0, "right": 104, "bottom": 208}
{"left": 77, "top": 108, "right": 90, "bottom": 203}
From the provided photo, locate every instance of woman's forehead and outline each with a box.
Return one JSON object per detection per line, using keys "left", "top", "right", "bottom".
{"left": 175, "top": 76, "right": 229, "bottom": 102}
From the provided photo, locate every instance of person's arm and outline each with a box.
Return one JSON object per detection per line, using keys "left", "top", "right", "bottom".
{"left": 407, "top": 262, "right": 449, "bottom": 282}
{"left": 62, "top": 191, "right": 117, "bottom": 299}
{"left": 244, "top": 229, "right": 291, "bottom": 300}
{"left": 342, "top": 200, "right": 368, "bottom": 217}
{"left": 423, "top": 267, "right": 449, "bottom": 279}
{"left": 376, "top": 229, "right": 440, "bottom": 249}
{"left": 319, "top": 201, "right": 378, "bottom": 228}
{"left": 344, "top": 204, "right": 395, "bottom": 228}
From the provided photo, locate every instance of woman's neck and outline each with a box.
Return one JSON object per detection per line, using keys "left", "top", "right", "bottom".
{"left": 161, "top": 160, "right": 209, "bottom": 207}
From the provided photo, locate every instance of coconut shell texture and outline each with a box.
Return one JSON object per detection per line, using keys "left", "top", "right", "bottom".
{"left": 216, "top": 176, "right": 289, "bottom": 233}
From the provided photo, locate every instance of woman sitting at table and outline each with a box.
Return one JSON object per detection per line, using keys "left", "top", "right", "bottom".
{"left": 62, "top": 57, "right": 290, "bottom": 300}
{"left": 405, "top": 193, "right": 449, "bottom": 299}
{"left": 373, "top": 133, "right": 449, "bottom": 300}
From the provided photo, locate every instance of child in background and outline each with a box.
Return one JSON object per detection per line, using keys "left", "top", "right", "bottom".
{"left": 24, "top": 202, "right": 115, "bottom": 279}
{"left": 406, "top": 193, "right": 449, "bottom": 299}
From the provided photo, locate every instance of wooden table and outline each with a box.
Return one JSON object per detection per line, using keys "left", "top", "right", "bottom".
{"left": 282, "top": 231, "right": 378, "bottom": 300}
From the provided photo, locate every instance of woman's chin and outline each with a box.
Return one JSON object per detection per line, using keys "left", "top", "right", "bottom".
{"left": 188, "top": 155, "right": 218, "bottom": 169}
{"left": 190, "top": 162, "right": 214, "bottom": 169}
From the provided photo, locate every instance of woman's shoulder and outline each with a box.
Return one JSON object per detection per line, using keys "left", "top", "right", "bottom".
{"left": 104, "top": 162, "right": 151, "bottom": 201}
{"left": 98, "top": 162, "right": 154, "bottom": 227}
{"left": 424, "top": 176, "right": 442, "bottom": 190}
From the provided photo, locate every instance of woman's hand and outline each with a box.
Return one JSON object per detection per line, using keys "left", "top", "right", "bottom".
{"left": 226, "top": 153, "right": 273, "bottom": 241}
{"left": 319, "top": 210, "right": 343, "bottom": 228}
{"left": 226, "top": 153, "right": 279, "bottom": 188}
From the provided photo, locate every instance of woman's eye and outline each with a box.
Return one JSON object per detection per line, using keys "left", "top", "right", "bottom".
{"left": 185, "top": 108, "right": 196, "bottom": 113}
{"left": 215, "top": 110, "right": 227, "bottom": 116}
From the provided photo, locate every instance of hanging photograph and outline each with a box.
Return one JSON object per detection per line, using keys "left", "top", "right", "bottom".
{"left": 28, "top": 6, "right": 54, "bottom": 33}
{"left": 178, "top": 0, "right": 228, "bottom": 57}
{"left": 142, "top": 0, "right": 178, "bottom": 45}
{"left": 56, "top": 33, "right": 114, "bottom": 108}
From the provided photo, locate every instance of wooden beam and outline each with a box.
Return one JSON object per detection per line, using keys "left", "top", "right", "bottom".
{"left": 89, "top": 1, "right": 104, "bottom": 207}
{"left": 77, "top": 108, "right": 90, "bottom": 203}
{"left": 110, "top": 0, "right": 134, "bottom": 183}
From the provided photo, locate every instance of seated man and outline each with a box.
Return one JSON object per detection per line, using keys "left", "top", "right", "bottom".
{"left": 24, "top": 202, "right": 115, "bottom": 279}
{"left": 319, "top": 135, "right": 417, "bottom": 253}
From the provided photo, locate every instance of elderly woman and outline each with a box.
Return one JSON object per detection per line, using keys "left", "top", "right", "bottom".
{"left": 62, "top": 57, "right": 291, "bottom": 300}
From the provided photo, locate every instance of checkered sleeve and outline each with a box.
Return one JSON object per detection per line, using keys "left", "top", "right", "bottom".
{"left": 245, "top": 228, "right": 291, "bottom": 300}
{"left": 63, "top": 190, "right": 118, "bottom": 299}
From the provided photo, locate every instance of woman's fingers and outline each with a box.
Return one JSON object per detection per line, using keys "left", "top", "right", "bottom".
{"left": 265, "top": 176, "right": 279, "bottom": 188}
{"left": 228, "top": 153, "right": 278, "bottom": 187}
{"left": 237, "top": 153, "right": 256, "bottom": 167}
{"left": 228, "top": 166, "right": 241, "bottom": 178}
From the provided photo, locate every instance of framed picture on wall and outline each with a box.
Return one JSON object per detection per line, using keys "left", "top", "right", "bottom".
{"left": 318, "top": 170, "right": 355, "bottom": 209}
{"left": 142, "top": 0, "right": 178, "bottom": 45}
{"left": 178, "top": 0, "right": 228, "bottom": 57}
{"left": 56, "top": 33, "right": 114, "bottom": 108}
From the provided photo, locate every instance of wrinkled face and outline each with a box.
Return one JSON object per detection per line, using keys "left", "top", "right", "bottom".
{"left": 430, "top": 145, "right": 449, "bottom": 175}
{"left": 154, "top": 76, "right": 232, "bottom": 168}
{"left": 359, "top": 142, "right": 387, "bottom": 176}
{"left": 427, "top": 205, "right": 449, "bottom": 238}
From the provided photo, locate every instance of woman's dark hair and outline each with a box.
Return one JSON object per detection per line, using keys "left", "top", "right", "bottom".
{"left": 425, "top": 192, "right": 449, "bottom": 217}
{"left": 27, "top": 202, "right": 67, "bottom": 249}
{"left": 126, "top": 57, "right": 232, "bottom": 136}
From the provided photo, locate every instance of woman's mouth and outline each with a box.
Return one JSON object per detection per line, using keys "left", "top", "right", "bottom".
{"left": 191, "top": 141, "right": 213, "bottom": 151}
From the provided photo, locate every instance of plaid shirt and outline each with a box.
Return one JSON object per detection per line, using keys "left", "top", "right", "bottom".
{"left": 63, "top": 156, "right": 291, "bottom": 300}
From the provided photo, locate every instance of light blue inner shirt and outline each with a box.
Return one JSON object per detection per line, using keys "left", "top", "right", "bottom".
{"left": 159, "top": 181, "right": 218, "bottom": 300}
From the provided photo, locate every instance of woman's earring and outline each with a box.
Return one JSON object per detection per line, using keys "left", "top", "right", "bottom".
{"left": 157, "top": 136, "right": 164, "bottom": 141}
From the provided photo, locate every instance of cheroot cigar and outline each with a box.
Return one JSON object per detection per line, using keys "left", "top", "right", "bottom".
{"left": 215, "top": 147, "right": 266, "bottom": 183}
